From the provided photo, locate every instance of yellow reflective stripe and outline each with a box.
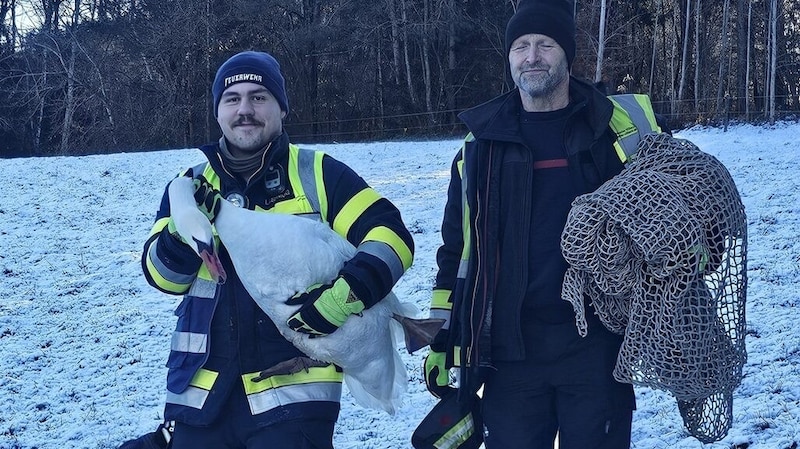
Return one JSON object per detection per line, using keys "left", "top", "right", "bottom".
{"left": 287, "top": 145, "right": 305, "bottom": 201}
{"left": 313, "top": 150, "right": 328, "bottom": 222}
{"left": 613, "top": 141, "right": 629, "bottom": 165}
{"left": 195, "top": 265, "right": 215, "bottom": 283}
{"left": 332, "top": 187, "right": 381, "bottom": 238}
{"left": 149, "top": 216, "right": 170, "bottom": 238}
{"left": 363, "top": 226, "right": 413, "bottom": 270}
{"left": 265, "top": 146, "right": 322, "bottom": 216}
{"left": 453, "top": 346, "right": 462, "bottom": 368}
{"left": 464, "top": 132, "right": 475, "bottom": 143}
{"left": 247, "top": 381, "right": 343, "bottom": 416}
{"left": 608, "top": 94, "right": 662, "bottom": 163}
{"left": 431, "top": 289, "right": 453, "bottom": 330}
{"left": 431, "top": 289, "right": 452, "bottom": 310}
{"left": 434, "top": 412, "right": 477, "bottom": 449}
{"left": 457, "top": 147, "right": 471, "bottom": 261}
{"left": 269, "top": 198, "right": 314, "bottom": 215}
{"left": 166, "top": 366, "right": 218, "bottom": 410}
{"left": 199, "top": 164, "right": 222, "bottom": 188}
{"left": 190, "top": 368, "right": 218, "bottom": 390}
{"left": 242, "top": 364, "right": 343, "bottom": 395}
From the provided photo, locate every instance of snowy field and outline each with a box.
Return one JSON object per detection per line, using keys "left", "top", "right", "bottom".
{"left": 0, "top": 122, "right": 798, "bottom": 448}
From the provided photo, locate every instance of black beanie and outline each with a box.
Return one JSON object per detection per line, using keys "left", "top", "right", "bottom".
{"left": 504, "top": 0, "right": 576, "bottom": 67}
{"left": 212, "top": 51, "right": 289, "bottom": 117}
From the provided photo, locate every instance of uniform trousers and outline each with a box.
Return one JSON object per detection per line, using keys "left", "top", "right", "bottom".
{"left": 482, "top": 319, "right": 635, "bottom": 449}
{"left": 170, "top": 380, "right": 336, "bottom": 449}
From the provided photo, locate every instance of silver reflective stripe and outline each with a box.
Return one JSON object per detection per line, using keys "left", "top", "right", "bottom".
{"left": 171, "top": 331, "right": 207, "bottom": 353}
{"left": 457, "top": 259, "right": 469, "bottom": 279}
{"left": 298, "top": 148, "right": 321, "bottom": 214}
{"left": 188, "top": 278, "right": 217, "bottom": 299}
{"left": 166, "top": 385, "right": 209, "bottom": 410}
{"left": 358, "top": 241, "right": 404, "bottom": 284}
{"left": 612, "top": 94, "right": 657, "bottom": 161}
{"left": 430, "top": 309, "right": 452, "bottom": 330}
{"left": 191, "top": 162, "right": 207, "bottom": 177}
{"left": 613, "top": 94, "right": 655, "bottom": 134}
{"left": 247, "top": 382, "right": 342, "bottom": 415}
{"left": 434, "top": 413, "right": 476, "bottom": 449}
{"left": 148, "top": 243, "right": 197, "bottom": 285}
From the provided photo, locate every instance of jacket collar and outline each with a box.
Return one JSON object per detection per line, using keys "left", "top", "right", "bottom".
{"left": 457, "top": 77, "right": 614, "bottom": 144}
{"left": 199, "top": 131, "right": 290, "bottom": 186}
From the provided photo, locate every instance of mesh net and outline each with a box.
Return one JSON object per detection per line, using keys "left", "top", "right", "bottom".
{"left": 560, "top": 133, "right": 747, "bottom": 443}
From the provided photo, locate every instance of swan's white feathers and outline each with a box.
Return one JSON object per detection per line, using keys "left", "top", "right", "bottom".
{"left": 167, "top": 175, "right": 414, "bottom": 414}
{"left": 167, "top": 177, "right": 215, "bottom": 255}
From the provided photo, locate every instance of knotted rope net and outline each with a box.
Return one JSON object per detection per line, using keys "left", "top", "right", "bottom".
{"left": 561, "top": 133, "right": 747, "bottom": 443}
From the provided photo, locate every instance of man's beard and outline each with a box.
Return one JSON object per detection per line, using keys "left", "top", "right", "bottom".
{"left": 516, "top": 60, "right": 569, "bottom": 99}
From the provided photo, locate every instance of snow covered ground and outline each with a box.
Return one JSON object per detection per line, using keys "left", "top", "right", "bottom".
{"left": 0, "top": 122, "right": 798, "bottom": 449}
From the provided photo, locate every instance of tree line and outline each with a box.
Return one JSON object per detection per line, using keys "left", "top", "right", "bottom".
{"left": 0, "top": 0, "right": 795, "bottom": 157}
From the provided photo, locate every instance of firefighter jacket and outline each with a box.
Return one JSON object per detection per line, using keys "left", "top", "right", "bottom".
{"left": 142, "top": 131, "right": 414, "bottom": 427}
{"left": 429, "top": 77, "right": 662, "bottom": 395}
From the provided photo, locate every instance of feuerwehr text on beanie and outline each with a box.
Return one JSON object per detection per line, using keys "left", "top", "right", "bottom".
{"left": 212, "top": 51, "right": 289, "bottom": 116}
{"left": 504, "top": 0, "right": 576, "bottom": 67}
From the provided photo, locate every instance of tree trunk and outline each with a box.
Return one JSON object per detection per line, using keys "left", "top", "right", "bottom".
{"left": 34, "top": 48, "right": 47, "bottom": 154}
{"left": 421, "top": 0, "right": 433, "bottom": 116}
{"left": 745, "top": 0, "right": 752, "bottom": 120}
{"left": 387, "top": 0, "right": 401, "bottom": 85}
{"left": 649, "top": 0, "right": 661, "bottom": 96}
{"left": 735, "top": 0, "right": 748, "bottom": 114}
{"left": 376, "top": 41, "right": 385, "bottom": 131}
{"left": 60, "top": 38, "right": 76, "bottom": 154}
{"left": 204, "top": 0, "right": 211, "bottom": 142}
{"left": 400, "top": 0, "right": 418, "bottom": 105}
{"left": 594, "top": 0, "right": 607, "bottom": 84}
{"left": 693, "top": 0, "right": 701, "bottom": 111}
{"left": 768, "top": 0, "right": 777, "bottom": 123}
{"left": 714, "top": 0, "right": 731, "bottom": 119}
{"left": 677, "top": 0, "right": 691, "bottom": 107}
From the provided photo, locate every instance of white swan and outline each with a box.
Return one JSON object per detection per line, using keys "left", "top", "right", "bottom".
{"left": 167, "top": 175, "right": 442, "bottom": 415}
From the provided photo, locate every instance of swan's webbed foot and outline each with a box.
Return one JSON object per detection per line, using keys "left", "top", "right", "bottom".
{"left": 392, "top": 313, "right": 446, "bottom": 354}
{"left": 251, "top": 356, "right": 329, "bottom": 382}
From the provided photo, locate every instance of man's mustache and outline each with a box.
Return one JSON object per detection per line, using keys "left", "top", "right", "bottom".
{"left": 521, "top": 63, "right": 550, "bottom": 71}
{"left": 233, "top": 118, "right": 264, "bottom": 127}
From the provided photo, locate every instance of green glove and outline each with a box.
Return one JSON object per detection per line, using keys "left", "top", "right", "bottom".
{"left": 192, "top": 177, "right": 222, "bottom": 223}
{"left": 424, "top": 350, "right": 455, "bottom": 399}
{"left": 286, "top": 277, "right": 365, "bottom": 337}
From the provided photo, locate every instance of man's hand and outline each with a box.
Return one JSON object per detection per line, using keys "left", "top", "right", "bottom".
{"left": 192, "top": 177, "right": 222, "bottom": 223}
{"left": 424, "top": 328, "right": 456, "bottom": 398}
{"left": 286, "top": 277, "right": 365, "bottom": 337}
{"left": 424, "top": 350, "right": 455, "bottom": 399}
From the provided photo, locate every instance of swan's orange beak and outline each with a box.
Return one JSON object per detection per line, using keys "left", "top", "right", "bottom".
{"left": 194, "top": 237, "right": 227, "bottom": 284}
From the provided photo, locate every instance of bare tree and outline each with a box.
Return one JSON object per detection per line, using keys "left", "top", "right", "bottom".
{"left": 594, "top": 0, "right": 608, "bottom": 84}
{"left": 677, "top": 0, "right": 691, "bottom": 106}
{"left": 767, "top": 0, "right": 777, "bottom": 123}
{"left": 714, "top": 0, "right": 731, "bottom": 119}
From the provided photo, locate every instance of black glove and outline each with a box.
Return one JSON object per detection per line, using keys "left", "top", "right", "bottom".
{"left": 192, "top": 177, "right": 222, "bottom": 223}
{"left": 285, "top": 277, "right": 365, "bottom": 337}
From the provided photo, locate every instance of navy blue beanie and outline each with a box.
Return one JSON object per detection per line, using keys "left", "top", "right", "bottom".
{"left": 505, "top": 0, "right": 576, "bottom": 67}
{"left": 212, "top": 51, "right": 289, "bottom": 116}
